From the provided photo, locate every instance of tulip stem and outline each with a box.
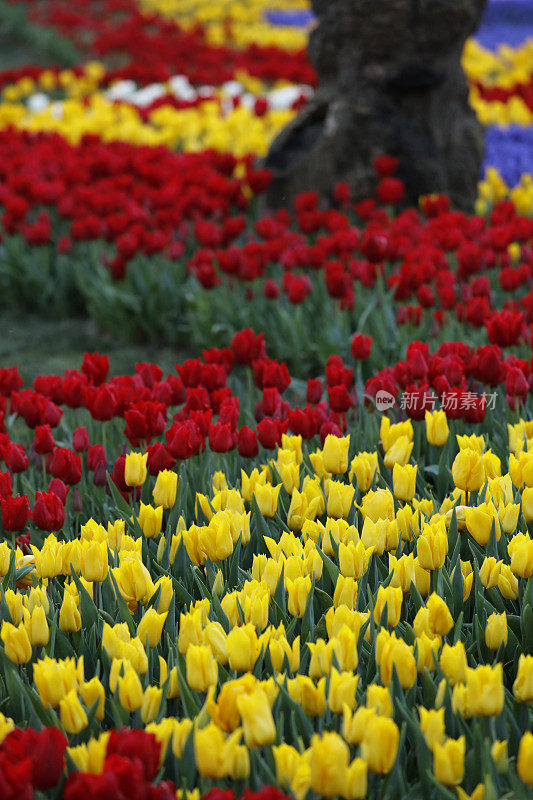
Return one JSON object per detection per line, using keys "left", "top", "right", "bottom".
{"left": 372, "top": 773, "right": 379, "bottom": 800}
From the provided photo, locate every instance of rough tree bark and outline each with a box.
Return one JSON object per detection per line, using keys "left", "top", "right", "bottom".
{"left": 264, "top": 0, "right": 487, "bottom": 211}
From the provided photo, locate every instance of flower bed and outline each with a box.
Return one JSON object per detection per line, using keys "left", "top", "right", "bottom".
{"left": 0, "top": 335, "right": 533, "bottom": 798}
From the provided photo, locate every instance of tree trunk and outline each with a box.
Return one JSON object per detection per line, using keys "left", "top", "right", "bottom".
{"left": 264, "top": 0, "right": 487, "bottom": 211}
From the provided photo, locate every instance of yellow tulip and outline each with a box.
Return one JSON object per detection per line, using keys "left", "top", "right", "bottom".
{"left": 439, "top": 642, "right": 467, "bottom": 686}
{"left": 513, "top": 653, "right": 533, "bottom": 703}
{"left": 118, "top": 667, "right": 143, "bottom": 712}
{"left": 322, "top": 434, "right": 350, "bottom": 474}
{"left": 327, "top": 668, "right": 358, "bottom": 713}
{"left": 236, "top": 688, "right": 276, "bottom": 747}
{"left": 417, "top": 520, "right": 448, "bottom": 570}
{"left": 432, "top": 736, "right": 465, "bottom": 786}
{"left": 1, "top": 620, "right": 31, "bottom": 664}
{"left": 153, "top": 469, "right": 178, "bottom": 508}
{"left": 517, "top": 731, "right": 533, "bottom": 787}
{"left": 137, "top": 608, "right": 167, "bottom": 648}
{"left": 350, "top": 451, "right": 378, "bottom": 492}
{"left": 59, "top": 591, "right": 81, "bottom": 633}
{"left": 81, "top": 677, "right": 105, "bottom": 721}
{"left": 326, "top": 481, "right": 355, "bottom": 519}
{"left": 384, "top": 435, "right": 413, "bottom": 468}
{"left": 138, "top": 503, "right": 163, "bottom": 538}
{"left": 60, "top": 689, "right": 88, "bottom": 734}
{"left": 426, "top": 593, "right": 454, "bottom": 636}
{"left": 361, "top": 714, "right": 400, "bottom": 774}
{"left": 186, "top": 644, "right": 218, "bottom": 693}
{"left": 508, "top": 531, "right": 533, "bottom": 578}
{"left": 392, "top": 463, "right": 417, "bottom": 501}
{"left": 452, "top": 449, "right": 485, "bottom": 492}
{"left": 25, "top": 605, "right": 49, "bottom": 647}
{"left": 309, "top": 732, "right": 349, "bottom": 798}
{"left": 465, "top": 664, "right": 504, "bottom": 716}
{"left": 254, "top": 483, "right": 282, "bottom": 518}
{"left": 124, "top": 451, "right": 148, "bottom": 487}
{"left": 485, "top": 612, "right": 508, "bottom": 650}
{"left": 419, "top": 707, "right": 445, "bottom": 749}
{"left": 425, "top": 410, "right": 449, "bottom": 446}
{"left": 141, "top": 685, "right": 163, "bottom": 724}
{"left": 374, "top": 585, "right": 403, "bottom": 627}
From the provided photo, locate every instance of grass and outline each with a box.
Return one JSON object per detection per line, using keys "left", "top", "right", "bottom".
{"left": 0, "top": 310, "right": 186, "bottom": 384}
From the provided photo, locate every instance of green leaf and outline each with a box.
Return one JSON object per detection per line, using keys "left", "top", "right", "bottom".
{"left": 317, "top": 546, "right": 340, "bottom": 587}
{"left": 175, "top": 654, "right": 200, "bottom": 718}
{"left": 251, "top": 494, "right": 273, "bottom": 544}
{"left": 106, "top": 474, "right": 133, "bottom": 519}
{"left": 300, "top": 576, "right": 315, "bottom": 644}
{"left": 70, "top": 567, "right": 99, "bottom": 630}
{"left": 106, "top": 568, "right": 136, "bottom": 636}
{"left": 1, "top": 550, "right": 16, "bottom": 591}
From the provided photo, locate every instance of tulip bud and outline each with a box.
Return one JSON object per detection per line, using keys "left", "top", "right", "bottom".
{"left": 82, "top": 539, "right": 108, "bottom": 582}
{"left": 379, "top": 635, "right": 416, "bottom": 688}
{"left": 343, "top": 705, "right": 376, "bottom": 745}
{"left": 286, "top": 575, "right": 312, "bottom": 618}
{"left": 366, "top": 684, "right": 393, "bottom": 717}
{"left": 360, "top": 488, "right": 394, "bottom": 522}
{"left": 297, "top": 675, "right": 327, "bottom": 716}
{"left": 333, "top": 575, "right": 358, "bottom": 610}
{"left": 345, "top": 758, "right": 367, "bottom": 800}
{"left": 254, "top": 483, "right": 282, "bottom": 518}
{"left": 229, "top": 745, "right": 250, "bottom": 781}
{"left": 465, "top": 504, "right": 501, "bottom": 547}
{"left": 380, "top": 417, "right": 413, "bottom": 452}
{"left": 508, "top": 531, "right": 533, "bottom": 578}
{"left": 227, "top": 625, "right": 259, "bottom": 672}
